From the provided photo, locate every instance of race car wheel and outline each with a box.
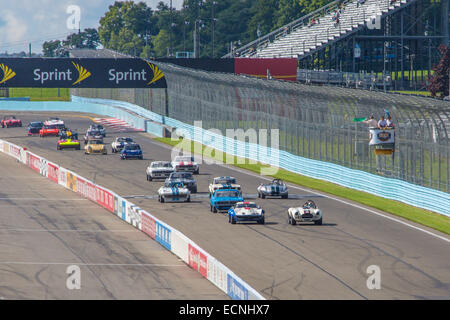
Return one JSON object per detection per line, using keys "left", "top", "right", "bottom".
{"left": 257, "top": 192, "right": 260, "bottom": 198}
{"left": 186, "top": 196, "right": 191, "bottom": 203}
{"left": 213, "top": 206, "right": 217, "bottom": 213}
{"left": 231, "top": 217, "right": 236, "bottom": 224}
{"left": 160, "top": 196, "right": 165, "bottom": 203}
{"left": 261, "top": 193, "right": 266, "bottom": 199}
{"left": 192, "top": 187, "right": 197, "bottom": 194}
{"left": 282, "top": 194, "right": 288, "bottom": 199}
{"left": 112, "top": 148, "right": 116, "bottom": 153}
{"left": 194, "top": 169, "right": 199, "bottom": 175}
{"left": 258, "top": 218, "right": 265, "bottom": 225}
{"left": 76, "top": 146, "right": 80, "bottom": 150}
{"left": 57, "top": 146, "right": 61, "bottom": 150}
{"left": 314, "top": 218, "right": 322, "bottom": 225}
{"left": 210, "top": 205, "right": 213, "bottom": 212}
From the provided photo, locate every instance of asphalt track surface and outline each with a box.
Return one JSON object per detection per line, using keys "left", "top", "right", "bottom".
{"left": 0, "top": 111, "right": 449, "bottom": 300}
{"left": 0, "top": 126, "right": 227, "bottom": 299}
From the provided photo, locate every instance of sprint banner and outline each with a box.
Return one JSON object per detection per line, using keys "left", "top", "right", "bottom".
{"left": 0, "top": 58, "right": 167, "bottom": 88}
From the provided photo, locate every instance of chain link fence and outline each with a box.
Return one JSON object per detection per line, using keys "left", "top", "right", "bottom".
{"left": 72, "top": 59, "right": 450, "bottom": 193}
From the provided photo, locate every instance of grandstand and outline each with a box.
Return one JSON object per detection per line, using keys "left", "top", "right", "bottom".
{"left": 228, "top": 0, "right": 448, "bottom": 90}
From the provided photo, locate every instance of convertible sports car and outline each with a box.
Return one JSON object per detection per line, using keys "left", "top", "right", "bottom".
{"left": 287, "top": 200, "right": 322, "bottom": 225}
{"left": 26, "top": 121, "right": 44, "bottom": 135}
{"left": 57, "top": 135, "right": 81, "bottom": 150}
{"left": 158, "top": 181, "right": 191, "bottom": 203}
{"left": 120, "top": 143, "right": 143, "bottom": 160}
{"left": 228, "top": 202, "right": 265, "bottom": 224}
{"left": 1, "top": 116, "right": 22, "bottom": 128}
{"left": 210, "top": 189, "right": 244, "bottom": 213}
{"left": 257, "top": 179, "right": 288, "bottom": 199}
{"left": 146, "top": 161, "right": 175, "bottom": 181}
{"left": 84, "top": 139, "right": 107, "bottom": 155}
{"left": 89, "top": 124, "right": 106, "bottom": 137}
{"left": 209, "top": 176, "right": 241, "bottom": 197}
{"left": 165, "top": 172, "right": 197, "bottom": 193}
{"left": 39, "top": 124, "right": 60, "bottom": 137}
{"left": 84, "top": 129, "right": 103, "bottom": 144}
{"left": 111, "top": 137, "right": 134, "bottom": 153}
{"left": 172, "top": 155, "right": 199, "bottom": 174}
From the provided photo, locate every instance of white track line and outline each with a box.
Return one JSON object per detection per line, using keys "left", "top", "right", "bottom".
{"left": 0, "top": 261, "right": 185, "bottom": 267}
{"left": 0, "top": 198, "right": 88, "bottom": 201}
{"left": 152, "top": 140, "right": 450, "bottom": 243}
{"left": 0, "top": 228, "right": 136, "bottom": 233}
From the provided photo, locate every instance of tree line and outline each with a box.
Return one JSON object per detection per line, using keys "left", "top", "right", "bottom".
{"left": 42, "top": 0, "right": 333, "bottom": 58}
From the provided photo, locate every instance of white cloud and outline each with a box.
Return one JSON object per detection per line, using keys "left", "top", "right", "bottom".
{"left": 0, "top": 0, "right": 184, "bottom": 54}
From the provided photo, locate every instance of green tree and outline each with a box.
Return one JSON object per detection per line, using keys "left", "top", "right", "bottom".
{"left": 42, "top": 40, "right": 62, "bottom": 57}
{"left": 153, "top": 29, "right": 170, "bottom": 57}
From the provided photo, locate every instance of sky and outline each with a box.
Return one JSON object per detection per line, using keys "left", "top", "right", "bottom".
{"left": 0, "top": 0, "right": 183, "bottom": 54}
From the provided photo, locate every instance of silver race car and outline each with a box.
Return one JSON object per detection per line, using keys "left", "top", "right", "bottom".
{"left": 158, "top": 181, "right": 191, "bottom": 203}
{"left": 257, "top": 179, "right": 288, "bottom": 199}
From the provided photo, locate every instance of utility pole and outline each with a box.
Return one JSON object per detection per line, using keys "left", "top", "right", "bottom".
{"left": 211, "top": 1, "right": 217, "bottom": 58}
{"left": 169, "top": 0, "right": 173, "bottom": 57}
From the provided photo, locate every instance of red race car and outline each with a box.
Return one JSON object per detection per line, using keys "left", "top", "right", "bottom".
{"left": 39, "top": 124, "right": 60, "bottom": 137}
{"left": 1, "top": 116, "right": 22, "bottom": 128}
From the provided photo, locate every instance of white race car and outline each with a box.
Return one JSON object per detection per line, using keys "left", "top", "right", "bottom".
{"left": 228, "top": 202, "right": 265, "bottom": 225}
{"left": 287, "top": 200, "right": 322, "bottom": 225}
{"left": 44, "top": 118, "right": 65, "bottom": 130}
{"left": 158, "top": 181, "right": 191, "bottom": 203}
{"left": 257, "top": 179, "right": 288, "bottom": 199}
{"left": 146, "top": 161, "right": 175, "bottom": 181}
{"left": 172, "top": 155, "right": 199, "bottom": 174}
{"left": 209, "top": 176, "right": 241, "bottom": 197}
{"left": 111, "top": 137, "right": 134, "bottom": 153}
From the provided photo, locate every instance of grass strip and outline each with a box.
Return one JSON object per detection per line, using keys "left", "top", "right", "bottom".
{"left": 155, "top": 137, "right": 450, "bottom": 235}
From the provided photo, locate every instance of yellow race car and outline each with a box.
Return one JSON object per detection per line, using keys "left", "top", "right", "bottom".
{"left": 84, "top": 139, "right": 107, "bottom": 155}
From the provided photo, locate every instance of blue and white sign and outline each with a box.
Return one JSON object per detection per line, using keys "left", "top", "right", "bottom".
{"left": 227, "top": 275, "right": 249, "bottom": 300}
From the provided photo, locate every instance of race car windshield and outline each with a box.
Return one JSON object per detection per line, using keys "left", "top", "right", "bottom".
{"left": 216, "top": 191, "right": 240, "bottom": 198}
{"left": 172, "top": 173, "right": 192, "bottom": 179}
{"left": 88, "top": 140, "right": 102, "bottom": 145}
{"left": 175, "top": 156, "right": 194, "bottom": 162}
{"left": 153, "top": 162, "right": 172, "bottom": 168}
{"left": 125, "top": 145, "right": 140, "bottom": 150}
{"left": 215, "top": 178, "right": 236, "bottom": 184}
{"left": 44, "top": 125, "right": 57, "bottom": 129}
{"left": 167, "top": 182, "right": 184, "bottom": 188}
{"left": 236, "top": 203, "right": 257, "bottom": 208}
{"left": 30, "top": 122, "right": 43, "bottom": 127}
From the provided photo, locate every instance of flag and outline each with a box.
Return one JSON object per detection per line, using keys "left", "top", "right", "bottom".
{"left": 353, "top": 117, "right": 366, "bottom": 122}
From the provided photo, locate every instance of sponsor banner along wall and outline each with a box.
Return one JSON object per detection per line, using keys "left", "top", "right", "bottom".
{"left": 0, "top": 138, "right": 265, "bottom": 300}
{"left": 0, "top": 58, "right": 167, "bottom": 88}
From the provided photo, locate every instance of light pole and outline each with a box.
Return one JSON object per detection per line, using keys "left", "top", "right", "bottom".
{"left": 212, "top": 1, "right": 217, "bottom": 58}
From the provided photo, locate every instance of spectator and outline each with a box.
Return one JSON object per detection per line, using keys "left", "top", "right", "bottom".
{"left": 378, "top": 116, "right": 387, "bottom": 129}
{"left": 363, "top": 115, "right": 378, "bottom": 128}
{"left": 309, "top": 18, "right": 317, "bottom": 27}
{"left": 357, "top": 0, "right": 366, "bottom": 8}
{"left": 386, "top": 116, "right": 395, "bottom": 128}
{"left": 331, "top": 10, "right": 337, "bottom": 21}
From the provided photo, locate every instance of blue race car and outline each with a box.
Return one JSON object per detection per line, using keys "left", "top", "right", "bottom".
{"left": 228, "top": 202, "right": 265, "bottom": 225}
{"left": 210, "top": 189, "right": 244, "bottom": 213}
{"left": 120, "top": 143, "right": 143, "bottom": 160}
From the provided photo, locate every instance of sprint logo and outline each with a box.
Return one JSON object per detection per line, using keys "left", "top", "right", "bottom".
{"left": 0, "top": 63, "right": 16, "bottom": 84}
{"left": 72, "top": 62, "right": 91, "bottom": 85}
{"left": 33, "top": 61, "right": 91, "bottom": 85}
{"left": 107, "top": 61, "right": 165, "bottom": 86}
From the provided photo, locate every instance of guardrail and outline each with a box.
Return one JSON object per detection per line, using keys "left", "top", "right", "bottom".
{"left": 71, "top": 96, "right": 450, "bottom": 217}
{"left": 0, "top": 137, "right": 265, "bottom": 300}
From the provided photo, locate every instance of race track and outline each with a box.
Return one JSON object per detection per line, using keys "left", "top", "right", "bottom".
{"left": 0, "top": 110, "right": 449, "bottom": 300}
{"left": 0, "top": 133, "right": 227, "bottom": 299}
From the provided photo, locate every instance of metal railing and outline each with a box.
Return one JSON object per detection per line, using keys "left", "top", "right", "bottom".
{"left": 222, "top": 0, "right": 350, "bottom": 58}
{"left": 71, "top": 52, "right": 450, "bottom": 193}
